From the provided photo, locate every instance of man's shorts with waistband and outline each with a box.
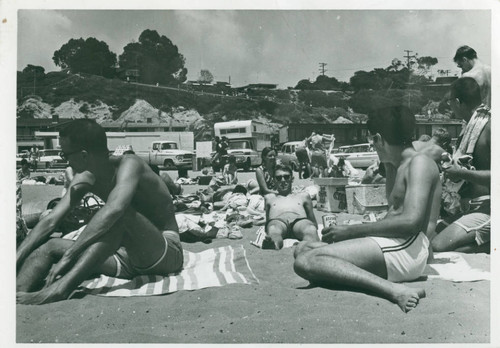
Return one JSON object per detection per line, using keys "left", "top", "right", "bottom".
{"left": 369, "top": 232, "right": 429, "bottom": 282}
{"left": 113, "top": 231, "right": 183, "bottom": 279}
{"left": 452, "top": 212, "right": 490, "bottom": 246}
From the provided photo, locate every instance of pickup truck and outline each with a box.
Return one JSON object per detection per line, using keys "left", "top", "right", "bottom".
{"left": 135, "top": 141, "right": 194, "bottom": 169}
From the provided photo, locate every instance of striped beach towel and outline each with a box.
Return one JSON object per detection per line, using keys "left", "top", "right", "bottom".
{"left": 78, "top": 245, "right": 259, "bottom": 297}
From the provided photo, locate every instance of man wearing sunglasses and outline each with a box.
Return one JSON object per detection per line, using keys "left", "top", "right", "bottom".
{"left": 17, "top": 119, "right": 183, "bottom": 304}
{"left": 263, "top": 164, "right": 319, "bottom": 250}
{"left": 294, "top": 105, "right": 442, "bottom": 313}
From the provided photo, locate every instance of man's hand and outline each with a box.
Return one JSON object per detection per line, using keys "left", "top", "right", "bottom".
{"left": 321, "top": 225, "right": 351, "bottom": 243}
{"left": 44, "top": 252, "right": 75, "bottom": 287}
{"left": 442, "top": 161, "right": 465, "bottom": 182}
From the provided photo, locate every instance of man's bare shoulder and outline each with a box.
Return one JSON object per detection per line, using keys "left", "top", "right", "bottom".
{"left": 408, "top": 153, "right": 439, "bottom": 177}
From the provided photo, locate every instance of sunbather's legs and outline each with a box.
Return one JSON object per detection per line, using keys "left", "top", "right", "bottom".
{"left": 17, "top": 238, "right": 117, "bottom": 292}
{"left": 292, "top": 219, "right": 320, "bottom": 243}
{"left": 294, "top": 238, "right": 425, "bottom": 313}
{"left": 265, "top": 220, "right": 287, "bottom": 249}
{"left": 17, "top": 207, "right": 168, "bottom": 304}
{"left": 431, "top": 224, "right": 477, "bottom": 252}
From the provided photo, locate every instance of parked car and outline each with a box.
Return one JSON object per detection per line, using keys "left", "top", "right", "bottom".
{"left": 277, "top": 141, "right": 305, "bottom": 171}
{"left": 330, "top": 143, "right": 378, "bottom": 169}
{"left": 16, "top": 151, "right": 32, "bottom": 168}
{"left": 38, "top": 149, "right": 68, "bottom": 169}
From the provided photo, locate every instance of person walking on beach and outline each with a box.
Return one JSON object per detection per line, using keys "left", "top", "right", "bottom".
{"left": 294, "top": 105, "right": 442, "bottom": 313}
{"left": 263, "top": 164, "right": 319, "bottom": 250}
{"left": 17, "top": 119, "right": 183, "bottom": 305}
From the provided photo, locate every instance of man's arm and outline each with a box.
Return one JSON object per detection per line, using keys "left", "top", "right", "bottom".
{"left": 443, "top": 167, "right": 490, "bottom": 187}
{"left": 323, "top": 155, "right": 438, "bottom": 242}
{"left": 62, "top": 158, "right": 142, "bottom": 260}
{"left": 302, "top": 193, "right": 318, "bottom": 228}
{"left": 16, "top": 172, "right": 93, "bottom": 267}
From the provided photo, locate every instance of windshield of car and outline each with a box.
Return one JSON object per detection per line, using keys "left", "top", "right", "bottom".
{"left": 41, "top": 150, "right": 60, "bottom": 156}
{"left": 228, "top": 140, "right": 251, "bottom": 149}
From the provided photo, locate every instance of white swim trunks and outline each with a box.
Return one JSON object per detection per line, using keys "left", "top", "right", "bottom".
{"left": 369, "top": 232, "right": 429, "bottom": 282}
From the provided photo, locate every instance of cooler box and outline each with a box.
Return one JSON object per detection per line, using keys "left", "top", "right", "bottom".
{"left": 345, "top": 184, "right": 388, "bottom": 214}
{"left": 313, "top": 177, "right": 348, "bottom": 212}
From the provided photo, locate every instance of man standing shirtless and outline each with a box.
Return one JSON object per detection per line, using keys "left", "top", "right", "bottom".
{"left": 264, "top": 164, "right": 319, "bottom": 249}
{"left": 294, "top": 105, "right": 442, "bottom": 313}
{"left": 17, "top": 119, "right": 183, "bottom": 304}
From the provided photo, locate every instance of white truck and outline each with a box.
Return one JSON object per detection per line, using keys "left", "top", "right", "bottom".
{"left": 135, "top": 140, "right": 194, "bottom": 169}
{"left": 214, "top": 120, "right": 273, "bottom": 171}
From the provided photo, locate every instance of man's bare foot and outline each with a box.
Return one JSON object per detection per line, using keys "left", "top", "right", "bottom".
{"left": 17, "top": 288, "right": 68, "bottom": 305}
{"left": 391, "top": 283, "right": 426, "bottom": 313}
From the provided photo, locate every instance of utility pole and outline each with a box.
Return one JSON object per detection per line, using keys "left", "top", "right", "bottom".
{"left": 33, "top": 71, "right": 36, "bottom": 95}
{"left": 319, "top": 63, "right": 327, "bottom": 76}
{"left": 403, "top": 50, "right": 416, "bottom": 69}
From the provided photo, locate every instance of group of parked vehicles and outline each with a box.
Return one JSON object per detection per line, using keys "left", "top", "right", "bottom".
{"left": 277, "top": 141, "right": 378, "bottom": 170}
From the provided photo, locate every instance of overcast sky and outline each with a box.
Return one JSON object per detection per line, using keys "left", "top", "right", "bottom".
{"left": 17, "top": 9, "right": 491, "bottom": 88}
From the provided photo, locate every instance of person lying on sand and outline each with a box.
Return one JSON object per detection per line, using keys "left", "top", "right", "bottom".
{"left": 294, "top": 105, "right": 442, "bottom": 313}
{"left": 16, "top": 119, "right": 183, "bottom": 305}
{"left": 263, "top": 164, "right": 319, "bottom": 250}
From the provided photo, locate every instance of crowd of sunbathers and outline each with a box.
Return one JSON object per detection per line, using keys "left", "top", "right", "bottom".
{"left": 16, "top": 46, "right": 490, "bottom": 313}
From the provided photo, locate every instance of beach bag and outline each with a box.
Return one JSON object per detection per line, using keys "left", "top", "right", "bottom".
{"left": 48, "top": 194, "right": 104, "bottom": 235}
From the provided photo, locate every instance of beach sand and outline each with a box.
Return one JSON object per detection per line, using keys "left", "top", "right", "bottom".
{"left": 16, "top": 171, "right": 490, "bottom": 344}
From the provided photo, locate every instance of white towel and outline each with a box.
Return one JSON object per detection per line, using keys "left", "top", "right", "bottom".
{"left": 77, "top": 245, "right": 259, "bottom": 297}
{"left": 423, "top": 252, "right": 489, "bottom": 282}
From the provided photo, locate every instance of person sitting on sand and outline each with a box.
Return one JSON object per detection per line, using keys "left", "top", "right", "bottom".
{"left": 16, "top": 119, "right": 183, "bottom": 305}
{"left": 255, "top": 147, "right": 278, "bottom": 195}
{"left": 263, "top": 164, "right": 319, "bottom": 250}
{"left": 223, "top": 155, "right": 238, "bottom": 185}
{"left": 293, "top": 105, "right": 442, "bottom": 313}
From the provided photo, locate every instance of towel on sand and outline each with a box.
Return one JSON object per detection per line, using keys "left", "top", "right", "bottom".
{"left": 78, "top": 245, "right": 259, "bottom": 297}
{"left": 423, "top": 252, "right": 490, "bottom": 282}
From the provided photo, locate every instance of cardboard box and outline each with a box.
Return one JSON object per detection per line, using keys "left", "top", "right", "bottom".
{"left": 345, "top": 184, "right": 388, "bottom": 214}
{"left": 313, "top": 177, "right": 348, "bottom": 212}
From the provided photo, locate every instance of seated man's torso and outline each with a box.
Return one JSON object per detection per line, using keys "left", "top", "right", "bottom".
{"left": 268, "top": 193, "right": 308, "bottom": 220}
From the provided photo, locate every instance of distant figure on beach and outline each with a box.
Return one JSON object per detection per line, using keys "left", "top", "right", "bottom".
{"left": 17, "top": 119, "right": 183, "bottom": 305}
{"left": 453, "top": 45, "right": 491, "bottom": 107}
{"left": 294, "top": 105, "right": 442, "bottom": 313}
{"left": 223, "top": 155, "right": 238, "bottom": 185}
{"left": 263, "top": 164, "right": 319, "bottom": 250}
{"left": 430, "top": 77, "right": 490, "bottom": 253}
{"left": 255, "top": 147, "right": 278, "bottom": 195}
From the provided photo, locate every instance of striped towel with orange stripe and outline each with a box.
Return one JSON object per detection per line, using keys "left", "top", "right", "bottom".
{"left": 78, "top": 245, "right": 259, "bottom": 297}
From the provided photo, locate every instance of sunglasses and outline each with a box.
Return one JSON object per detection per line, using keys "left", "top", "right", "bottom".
{"left": 275, "top": 174, "right": 291, "bottom": 182}
{"left": 59, "top": 149, "right": 82, "bottom": 161}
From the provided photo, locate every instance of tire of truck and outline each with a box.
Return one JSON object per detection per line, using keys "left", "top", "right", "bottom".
{"left": 164, "top": 159, "right": 175, "bottom": 169}
{"left": 243, "top": 158, "right": 251, "bottom": 172}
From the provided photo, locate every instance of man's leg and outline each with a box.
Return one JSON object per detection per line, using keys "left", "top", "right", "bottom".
{"left": 292, "top": 219, "right": 320, "bottom": 243}
{"left": 432, "top": 213, "right": 490, "bottom": 253}
{"left": 265, "top": 220, "right": 287, "bottom": 250}
{"left": 294, "top": 238, "right": 425, "bottom": 313}
{"left": 17, "top": 238, "right": 119, "bottom": 293}
{"left": 17, "top": 209, "right": 132, "bottom": 305}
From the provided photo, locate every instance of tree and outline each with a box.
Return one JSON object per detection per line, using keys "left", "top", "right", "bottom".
{"left": 53, "top": 37, "right": 117, "bottom": 77}
{"left": 118, "top": 29, "right": 188, "bottom": 85}
{"left": 198, "top": 69, "right": 214, "bottom": 85}
{"left": 22, "top": 65, "right": 45, "bottom": 79}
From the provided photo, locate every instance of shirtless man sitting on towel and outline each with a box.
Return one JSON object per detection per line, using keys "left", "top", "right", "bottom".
{"left": 430, "top": 77, "right": 490, "bottom": 253}
{"left": 264, "top": 164, "right": 319, "bottom": 249}
{"left": 17, "top": 119, "right": 183, "bottom": 304}
{"left": 294, "top": 105, "right": 442, "bottom": 313}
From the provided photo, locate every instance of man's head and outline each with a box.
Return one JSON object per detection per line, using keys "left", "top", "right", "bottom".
{"left": 453, "top": 45, "right": 477, "bottom": 73}
{"left": 215, "top": 136, "right": 220, "bottom": 143}
{"left": 449, "top": 77, "right": 482, "bottom": 121}
{"left": 367, "top": 105, "right": 415, "bottom": 159}
{"left": 59, "top": 119, "right": 109, "bottom": 173}
{"left": 20, "top": 158, "right": 29, "bottom": 170}
{"left": 273, "top": 164, "right": 293, "bottom": 195}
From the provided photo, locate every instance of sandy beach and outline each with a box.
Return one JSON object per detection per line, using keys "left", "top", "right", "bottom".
{"left": 16, "top": 171, "right": 490, "bottom": 344}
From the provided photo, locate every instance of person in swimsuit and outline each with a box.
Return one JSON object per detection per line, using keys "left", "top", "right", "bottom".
{"left": 264, "top": 164, "right": 319, "bottom": 250}
{"left": 17, "top": 119, "right": 183, "bottom": 304}
{"left": 294, "top": 105, "right": 442, "bottom": 313}
{"left": 255, "top": 147, "right": 278, "bottom": 195}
